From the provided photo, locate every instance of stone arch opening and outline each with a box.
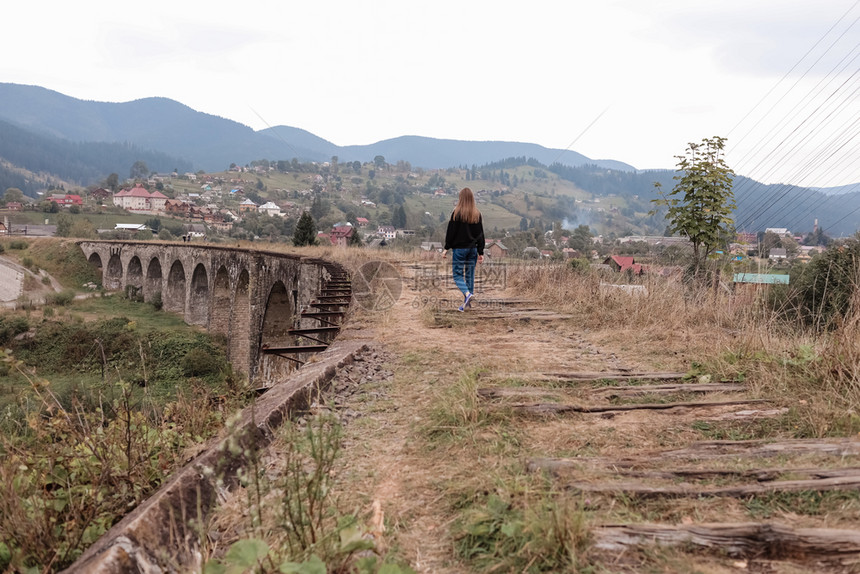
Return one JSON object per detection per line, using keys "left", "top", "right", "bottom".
{"left": 145, "top": 258, "right": 163, "bottom": 302}
{"left": 87, "top": 253, "right": 103, "bottom": 286}
{"left": 211, "top": 266, "right": 231, "bottom": 338}
{"left": 230, "top": 270, "right": 251, "bottom": 377}
{"left": 261, "top": 280, "right": 294, "bottom": 347}
{"left": 258, "top": 280, "right": 296, "bottom": 382}
{"left": 188, "top": 263, "right": 209, "bottom": 326}
{"left": 126, "top": 256, "right": 143, "bottom": 299}
{"left": 165, "top": 260, "right": 186, "bottom": 314}
{"left": 105, "top": 254, "right": 123, "bottom": 290}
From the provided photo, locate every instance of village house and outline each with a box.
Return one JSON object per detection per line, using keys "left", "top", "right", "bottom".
{"left": 603, "top": 255, "right": 644, "bottom": 275}
{"left": 377, "top": 226, "right": 396, "bottom": 240}
{"left": 258, "top": 201, "right": 282, "bottom": 217}
{"left": 765, "top": 227, "right": 791, "bottom": 237}
{"left": 329, "top": 225, "right": 355, "bottom": 247}
{"left": 48, "top": 194, "right": 83, "bottom": 207}
{"left": 0, "top": 220, "right": 7, "bottom": 234}
{"left": 90, "top": 188, "right": 113, "bottom": 202}
{"left": 485, "top": 240, "right": 509, "bottom": 259}
{"left": 768, "top": 248, "right": 788, "bottom": 261}
{"left": 163, "top": 199, "right": 218, "bottom": 222}
{"left": 4, "top": 202, "right": 22, "bottom": 211}
{"left": 113, "top": 184, "right": 167, "bottom": 212}
{"left": 356, "top": 217, "right": 369, "bottom": 227}
{"left": 238, "top": 198, "right": 258, "bottom": 214}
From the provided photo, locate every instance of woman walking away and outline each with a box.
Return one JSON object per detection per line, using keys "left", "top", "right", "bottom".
{"left": 443, "top": 187, "right": 485, "bottom": 311}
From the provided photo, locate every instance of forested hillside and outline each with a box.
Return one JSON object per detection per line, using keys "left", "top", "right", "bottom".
{"left": 0, "top": 119, "right": 192, "bottom": 196}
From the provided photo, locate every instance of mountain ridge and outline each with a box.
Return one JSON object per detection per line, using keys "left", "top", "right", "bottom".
{"left": 0, "top": 83, "right": 635, "bottom": 173}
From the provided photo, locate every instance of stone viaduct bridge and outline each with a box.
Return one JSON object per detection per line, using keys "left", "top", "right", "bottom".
{"left": 78, "top": 241, "right": 351, "bottom": 385}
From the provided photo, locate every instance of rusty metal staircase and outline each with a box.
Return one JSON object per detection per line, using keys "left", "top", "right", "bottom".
{"left": 261, "top": 265, "right": 351, "bottom": 365}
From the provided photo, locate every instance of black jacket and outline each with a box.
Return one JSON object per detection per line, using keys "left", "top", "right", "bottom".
{"left": 444, "top": 213, "right": 485, "bottom": 255}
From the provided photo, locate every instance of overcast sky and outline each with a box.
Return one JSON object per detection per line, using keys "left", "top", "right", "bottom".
{"left": 2, "top": 0, "right": 858, "bottom": 187}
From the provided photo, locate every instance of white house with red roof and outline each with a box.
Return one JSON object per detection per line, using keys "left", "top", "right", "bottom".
{"left": 48, "top": 194, "right": 83, "bottom": 207}
{"left": 113, "top": 184, "right": 167, "bottom": 212}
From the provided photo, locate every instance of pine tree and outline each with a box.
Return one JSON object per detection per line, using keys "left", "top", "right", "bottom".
{"left": 293, "top": 212, "right": 317, "bottom": 246}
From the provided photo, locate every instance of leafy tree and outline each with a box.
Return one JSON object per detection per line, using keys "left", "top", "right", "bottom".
{"left": 293, "top": 212, "right": 317, "bottom": 246}
{"left": 351, "top": 160, "right": 361, "bottom": 174}
{"left": 4, "top": 187, "right": 23, "bottom": 203}
{"left": 373, "top": 155, "right": 386, "bottom": 169}
{"left": 310, "top": 195, "right": 329, "bottom": 220}
{"left": 652, "top": 136, "right": 735, "bottom": 275}
{"left": 56, "top": 213, "right": 73, "bottom": 237}
{"left": 105, "top": 173, "right": 120, "bottom": 191}
{"left": 804, "top": 227, "right": 832, "bottom": 247}
{"left": 70, "top": 219, "right": 97, "bottom": 239}
{"left": 567, "top": 225, "right": 594, "bottom": 252}
{"left": 392, "top": 205, "right": 407, "bottom": 228}
{"left": 145, "top": 218, "right": 162, "bottom": 232}
{"left": 130, "top": 160, "right": 149, "bottom": 180}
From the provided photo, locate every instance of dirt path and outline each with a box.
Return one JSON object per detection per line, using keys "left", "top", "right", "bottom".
{"left": 327, "top": 260, "right": 860, "bottom": 573}
{"left": 330, "top": 261, "right": 662, "bottom": 571}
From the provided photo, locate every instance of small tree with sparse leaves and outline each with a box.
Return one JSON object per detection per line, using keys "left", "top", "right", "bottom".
{"left": 652, "top": 136, "right": 735, "bottom": 277}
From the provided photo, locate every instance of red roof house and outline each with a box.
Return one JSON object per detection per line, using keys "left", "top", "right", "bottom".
{"left": 603, "top": 255, "right": 644, "bottom": 275}
{"left": 329, "top": 225, "right": 355, "bottom": 247}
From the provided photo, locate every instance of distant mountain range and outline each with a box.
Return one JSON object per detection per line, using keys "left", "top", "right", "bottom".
{"left": 0, "top": 83, "right": 633, "bottom": 176}
{"left": 0, "top": 82, "right": 858, "bottom": 235}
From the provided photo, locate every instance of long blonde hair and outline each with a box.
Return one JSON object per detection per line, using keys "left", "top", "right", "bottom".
{"left": 452, "top": 187, "right": 481, "bottom": 224}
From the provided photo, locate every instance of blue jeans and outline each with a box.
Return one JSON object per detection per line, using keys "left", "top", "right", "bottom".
{"left": 451, "top": 247, "right": 477, "bottom": 296}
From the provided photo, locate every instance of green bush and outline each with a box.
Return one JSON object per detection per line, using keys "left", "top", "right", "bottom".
{"left": 0, "top": 316, "right": 30, "bottom": 345}
{"left": 568, "top": 257, "right": 591, "bottom": 273}
{"left": 123, "top": 285, "right": 144, "bottom": 302}
{"left": 9, "top": 240, "right": 28, "bottom": 250}
{"left": 181, "top": 347, "right": 222, "bottom": 377}
{"left": 150, "top": 290, "right": 163, "bottom": 311}
{"left": 47, "top": 290, "right": 76, "bottom": 306}
{"left": 769, "top": 236, "right": 860, "bottom": 329}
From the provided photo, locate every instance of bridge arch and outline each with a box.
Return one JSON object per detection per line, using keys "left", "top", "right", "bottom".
{"left": 86, "top": 252, "right": 104, "bottom": 287}
{"left": 126, "top": 256, "right": 143, "bottom": 296}
{"left": 165, "top": 260, "right": 186, "bottom": 314}
{"left": 188, "top": 263, "right": 210, "bottom": 326}
{"left": 210, "top": 266, "right": 231, "bottom": 337}
{"left": 145, "top": 257, "right": 163, "bottom": 302}
{"left": 230, "top": 269, "right": 251, "bottom": 376}
{"left": 261, "top": 280, "right": 293, "bottom": 346}
{"left": 105, "top": 253, "right": 123, "bottom": 290}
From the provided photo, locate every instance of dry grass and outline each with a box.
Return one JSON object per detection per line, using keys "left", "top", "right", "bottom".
{"left": 199, "top": 252, "right": 860, "bottom": 573}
